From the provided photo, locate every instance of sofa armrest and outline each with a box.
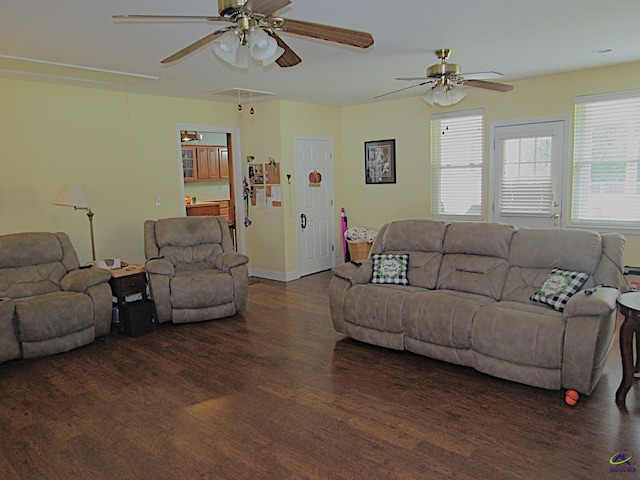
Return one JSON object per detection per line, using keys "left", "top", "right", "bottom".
{"left": 61, "top": 267, "right": 111, "bottom": 293}
{"left": 145, "top": 258, "right": 175, "bottom": 276}
{"left": 563, "top": 287, "right": 618, "bottom": 318}
{"left": 216, "top": 252, "right": 249, "bottom": 272}
{"left": 332, "top": 261, "right": 373, "bottom": 285}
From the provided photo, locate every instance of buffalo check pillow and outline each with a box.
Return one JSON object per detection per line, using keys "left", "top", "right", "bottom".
{"left": 371, "top": 254, "right": 409, "bottom": 285}
{"left": 530, "top": 268, "right": 590, "bottom": 312}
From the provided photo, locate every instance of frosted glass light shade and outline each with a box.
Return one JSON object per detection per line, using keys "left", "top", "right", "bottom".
{"left": 423, "top": 84, "right": 467, "bottom": 106}
{"left": 212, "top": 31, "right": 241, "bottom": 64}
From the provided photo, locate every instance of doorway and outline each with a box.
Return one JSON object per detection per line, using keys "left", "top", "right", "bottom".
{"left": 295, "top": 136, "right": 335, "bottom": 277}
{"left": 490, "top": 117, "right": 568, "bottom": 228}
{"left": 176, "top": 124, "right": 244, "bottom": 253}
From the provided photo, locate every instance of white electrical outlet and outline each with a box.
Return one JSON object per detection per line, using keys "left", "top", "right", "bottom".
{"left": 155, "top": 196, "right": 161, "bottom": 207}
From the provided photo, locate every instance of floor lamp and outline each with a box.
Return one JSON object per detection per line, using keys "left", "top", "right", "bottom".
{"left": 52, "top": 183, "right": 96, "bottom": 262}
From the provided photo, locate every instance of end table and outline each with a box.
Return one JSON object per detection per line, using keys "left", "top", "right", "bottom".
{"left": 616, "top": 291, "right": 640, "bottom": 405}
{"left": 103, "top": 263, "right": 154, "bottom": 337}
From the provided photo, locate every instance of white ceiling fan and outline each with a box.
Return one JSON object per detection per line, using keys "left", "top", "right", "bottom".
{"left": 376, "top": 49, "right": 513, "bottom": 105}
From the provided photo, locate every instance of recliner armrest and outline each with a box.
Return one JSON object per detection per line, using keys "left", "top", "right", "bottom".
{"left": 145, "top": 258, "right": 175, "bottom": 276}
{"left": 61, "top": 267, "right": 111, "bottom": 292}
{"left": 563, "top": 287, "right": 619, "bottom": 318}
{"left": 332, "top": 261, "right": 373, "bottom": 285}
{"left": 216, "top": 252, "right": 249, "bottom": 272}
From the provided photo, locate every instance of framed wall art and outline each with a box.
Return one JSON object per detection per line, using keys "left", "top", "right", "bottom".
{"left": 365, "top": 139, "right": 396, "bottom": 184}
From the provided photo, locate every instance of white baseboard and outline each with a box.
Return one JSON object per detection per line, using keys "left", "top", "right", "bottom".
{"left": 249, "top": 267, "right": 300, "bottom": 282}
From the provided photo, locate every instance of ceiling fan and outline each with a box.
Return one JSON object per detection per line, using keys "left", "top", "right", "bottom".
{"left": 376, "top": 49, "right": 513, "bottom": 105}
{"left": 113, "top": 0, "right": 374, "bottom": 68}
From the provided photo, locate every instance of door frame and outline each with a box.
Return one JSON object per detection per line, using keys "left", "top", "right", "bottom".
{"left": 176, "top": 123, "right": 245, "bottom": 254}
{"left": 295, "top": 135, "right": 336, "bottom": 277}
{"left": 488, "top": 115, "right": 570, "bottom": 227}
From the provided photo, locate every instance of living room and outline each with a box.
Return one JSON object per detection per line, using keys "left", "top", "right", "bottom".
{"left": 2, "top": 1, "right": 640, "bottom": 478}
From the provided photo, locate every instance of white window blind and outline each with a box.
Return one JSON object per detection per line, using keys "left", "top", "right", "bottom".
{"left": 500, "top": 135, "right": 553, "bottom": 215}
{"left": 431, "top": 110, "right": 484, "bottom": 219}
{"left": 572, "top": 91, "right": 640, "bottom": 228}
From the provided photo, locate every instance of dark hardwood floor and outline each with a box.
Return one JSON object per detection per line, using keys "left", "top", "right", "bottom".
{"left": 1, "top": 271, "right": 638, "bottom": 479}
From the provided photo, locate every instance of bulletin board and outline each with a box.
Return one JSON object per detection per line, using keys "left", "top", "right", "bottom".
{"left": 249, "top": 162, "right": 282, "bottom": 208}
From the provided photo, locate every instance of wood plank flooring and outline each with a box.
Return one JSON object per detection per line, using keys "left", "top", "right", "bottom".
{"left": 1, "top": 270, "right": 639, "bottom": 479}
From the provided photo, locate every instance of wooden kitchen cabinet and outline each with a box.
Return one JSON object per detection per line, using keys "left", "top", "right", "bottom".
{"left": 194, "top": 147, "right": 228, "bottom": 181}
{"left": 182, "top": 146, "right": 197, "bottom": 182}
{"left": 186, "top": 200, "right": 231, "bottom": 220}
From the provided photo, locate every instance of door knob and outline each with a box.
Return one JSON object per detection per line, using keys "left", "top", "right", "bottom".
{"left": 551, "top": 213, "right": 559, "bottom": 219}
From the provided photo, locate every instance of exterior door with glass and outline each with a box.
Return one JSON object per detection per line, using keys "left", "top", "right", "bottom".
{"left": 491, "top": 119, "right": 567, "bottom": 228}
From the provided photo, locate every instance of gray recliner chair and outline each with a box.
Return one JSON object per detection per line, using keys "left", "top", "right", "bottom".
{"left": 0, "top": 232, "right": 112, "bottom": 362}
{"left": 144, "top": 216, "right": 249, "bottom": 324}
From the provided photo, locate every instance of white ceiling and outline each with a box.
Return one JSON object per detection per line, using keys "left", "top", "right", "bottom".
{"left": 2, "top": 0, "right": 640, "bottom": 107}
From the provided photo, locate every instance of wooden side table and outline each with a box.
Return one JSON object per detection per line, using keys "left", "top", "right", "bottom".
{"left": 103, "top": 263, "right": 154, "bottom": 337}
{"left": 616, "top": 292, "right": 640, "bottom": 405}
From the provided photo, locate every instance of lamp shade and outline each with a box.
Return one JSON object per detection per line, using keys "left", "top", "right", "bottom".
{"left": 249, "top": 29, "right": 278, "bottom": 62}
{"left": 52, "top": 183, "right": 90, "bottom": 208}
{"left": 212, "top": 30, "right": 241, "bottom": 64}
{"left": 423, "top": 84, "right": 467, "bottom": 106}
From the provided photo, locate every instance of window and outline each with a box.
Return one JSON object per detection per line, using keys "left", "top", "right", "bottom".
{"left": 431, "top": 110, "right": 484, "bottom": 219}
{"left": 572, "top": 91, "right": 640, "bottom": 229}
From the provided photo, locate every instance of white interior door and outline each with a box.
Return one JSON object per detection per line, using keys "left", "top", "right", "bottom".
{"left": 295, "top": 137, "right": 335, "bottom": 277}
{"left": 492, "top": 119, "right": 567, "bottom": 227}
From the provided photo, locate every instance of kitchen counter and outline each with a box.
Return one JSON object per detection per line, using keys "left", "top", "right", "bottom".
{"left": 186, "top": 199, "right": 230, "bottom": 220}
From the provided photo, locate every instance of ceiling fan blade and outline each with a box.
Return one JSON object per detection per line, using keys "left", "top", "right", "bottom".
{"left": 242, "top": 0, "right": 291, "bottom": 17}
{"left": 268, "top": 32, "right": 301, "bottom": 68}
{"left": 459, "top": 71, "right": 503, "bottom": 80}
{"left": 282, "top": 19, "right": 374, "bottom": 48}
{"left": 374, "top": 81, "right": 432, "bottom": 99}
{"left": 113, "top": 14, "right": 225, "bottom": 22}
{"left": 161, "top": 29, "right": 227, "bottom": 64}
{"left": 396, "top": 77, "right": 430, "bottom": 82}
{"left": 464, "top": 79, "right": 513, "bottom": 92}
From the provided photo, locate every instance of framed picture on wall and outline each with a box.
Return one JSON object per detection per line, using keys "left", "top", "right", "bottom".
{"left": 365, "top": 139, "right": 396, "bottom": 184}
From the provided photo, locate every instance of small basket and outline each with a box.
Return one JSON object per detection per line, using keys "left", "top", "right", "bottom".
{"left": 348, "top": 241, "right": 372, "bottom": 261}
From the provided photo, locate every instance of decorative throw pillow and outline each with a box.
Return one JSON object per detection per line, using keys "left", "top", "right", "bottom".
{"left": 371, "top": 254, "right": 409, "bottom": 285}
{"left": 530, "top": 268, "right": 590, "bottom": 312}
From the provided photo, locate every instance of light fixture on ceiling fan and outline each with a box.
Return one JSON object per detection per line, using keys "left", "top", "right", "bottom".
{"left": 181, "top": 131, "right": 202, "bottom": 142}
{"left": 376, "top": 48, "right": 513, "bottom": 106}
{"left": 212, "top": 24, "right": 284, "bottom": 67}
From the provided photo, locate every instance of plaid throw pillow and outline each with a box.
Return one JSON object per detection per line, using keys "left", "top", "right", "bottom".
{"left": 371, "top": 254, "right": 409, "bottom": 285}
{"left": 530, "top": 268, "right": 590, "bottom": 312}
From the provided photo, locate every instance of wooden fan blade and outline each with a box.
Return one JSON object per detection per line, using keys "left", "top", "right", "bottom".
{"left": 113, "top": 14, "right": 225, "bottom": 22}
{"left": 460, "top": 71, "right": 503, "bottom": 80}
{"left": 161, "top": 30, "right": 226, "bottom": 64}
{"left": 375, "top": 81, "right": 432, "bottom": 99}
{"left": 242, "top": 0, "right": 291, "bottom": 17}
{"left": 396, "top": 77, "right": 430, "bottom": 82}
{"left": 268, "top": 32, "right": 302, "bottom": 68}
{"left": 464, "top": 79, "right": 513, "bottom": 92}
{"left": 282, "top": 19, "right": 374, "bottom": 48}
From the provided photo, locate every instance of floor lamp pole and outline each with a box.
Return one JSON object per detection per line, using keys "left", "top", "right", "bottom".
{"left": 86, "top": 209, "right": 96, "bottom": 262}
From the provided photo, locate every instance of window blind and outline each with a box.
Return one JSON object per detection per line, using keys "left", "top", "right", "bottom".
{"left": 572, "top": 92, "right": 640, "bottom": 228}
{"left": 431, "top": 111, "right": 484, "bottom": 218}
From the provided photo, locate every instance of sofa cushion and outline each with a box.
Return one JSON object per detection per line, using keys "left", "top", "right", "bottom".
{"left": 15, "top": 292, "right": 94, "bottom": 342}
{"left": 371, "top": 254, "right": 409, "bottom": 285}
{"left": 443, "top": 222, "right": 515, "bottom": 258}
{"left": 437, "top": 254, "right": 509, "bottom": 300}
{"left": 530, "top": 268, "right": 590, "bottom": 312}
{"left": 472, "top": 301, "right": 565, "bottom": 369}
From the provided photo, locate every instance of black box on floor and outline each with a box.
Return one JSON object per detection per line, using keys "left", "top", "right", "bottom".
{"left": 120, "top": 301, "right": 154, "bottom": 337}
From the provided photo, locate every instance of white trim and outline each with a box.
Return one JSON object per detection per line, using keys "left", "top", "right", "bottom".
{"left": 573, "top": 89, "right": 640, "bottom": 104}
{"left": 175, "top": 123, "right": 245, "bottom": 254}
{"left": 249, "top": 267, "right": 300, "bottom": 282}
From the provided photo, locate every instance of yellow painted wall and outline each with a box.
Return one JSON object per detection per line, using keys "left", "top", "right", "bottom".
{"left": 341, "top": 61, "right": 640, "bottom": 266}
{"left": 0, "top": 78, "right": 239, "bottom": 264}
{"left": 2, "top": 60, "right": 640, "bottom": 277}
